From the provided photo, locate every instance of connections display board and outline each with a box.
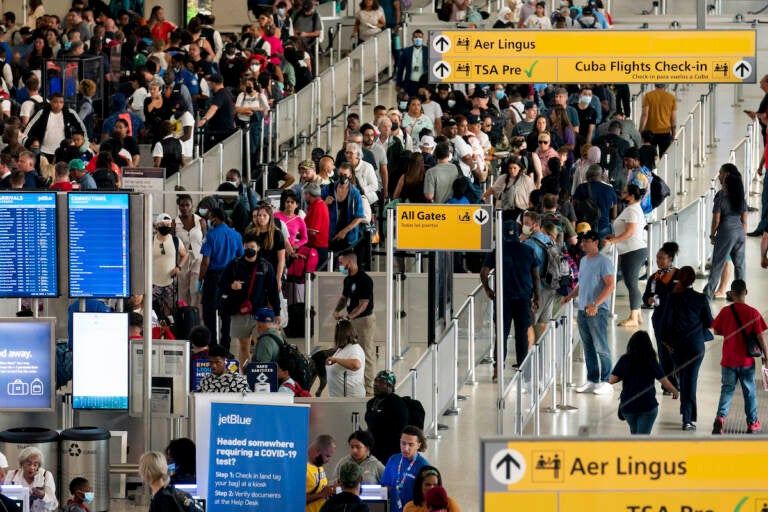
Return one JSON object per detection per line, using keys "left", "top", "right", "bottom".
{"left": 0, "top": 193, "right": 58, "bottom": 297}
{"left": 0, "top": 318, "right": 55, "bottom": 411}
{"left": 68, "top": 193, "right": 130, "bottom": 298}
{"left": 72, "top": 312, "right": 129, "bottom": 410}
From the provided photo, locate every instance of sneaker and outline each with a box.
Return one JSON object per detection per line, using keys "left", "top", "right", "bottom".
{"left": 712, "top": 416, "right": 725, "bottom": 435}
{"left": 575, "top": 382, "right": 595, "bottom": 393}
{"left": 682, "top": 422, "right": 696, "bottom": 431}
{"left": 747, "top": 420, "right": 762, "bottom": 433}
{"left": 592, "top": 382, "right": 614, "bottom": 395}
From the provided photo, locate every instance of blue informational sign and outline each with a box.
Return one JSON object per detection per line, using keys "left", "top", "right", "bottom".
{"left": 0, "top": 321, "right": 53, "bottom": 410}
{"left": 0, "top": 193, "right": 58, "bottom": 297}
{"left": 245, "top": 362, "right": 278, "bottom": 392}
{"left": 68, "top": 193, "right": 130, "bottom": 298}
{"left": 192, "top": 359, "right": 240, "bottom": 391}
{"left": 208, "top": 402, "right": 308, "bottom": 512}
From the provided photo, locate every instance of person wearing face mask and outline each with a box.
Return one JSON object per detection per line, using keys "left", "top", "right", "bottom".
{"left": 326, "top": 165, "right": 367, "bottom": 254}
{"left": 293, "top": 0, "right": 322, "bottom": 60}
{"left": 415, "top": 87, "right": 443, "bottom": 134}
{"left": 199, "top": 208, "right": 245, "bottom": 349}
{"left": 220, "top": 233, "right": 280, "bottom": 368}
{"left": 395, "top": 30, "right": 428, "bottom": 98}
{"left": 219, "top": 43, "right": 246, "bottom": 89}
{"left": 272, "top": 2, "right": 294, "bottom": 41}
{"left": 333, "top": 250, "right": 375, "bottom": 393}
{"left": 575, "top": 86, "right": 597, "bottom": 150}
{"left": 64, "top": 478, "right": 93, "bottom": 512}
{"left": 152, "top": 213, "right": 189, "bottom": 323}
{"left": 402, "top": 97, "right": 434, "bottom": 149}
{"left": 197, "top": 74, "right": 236, "bottom": 151}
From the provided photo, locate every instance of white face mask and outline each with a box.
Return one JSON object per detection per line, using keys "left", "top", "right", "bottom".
{"left": 251, "top": 63, "right": 261, "bottom": 72}
{"left": 522, "top": 225, "right": 533, "bottom": 235}
{"left": 447, "top": 99, "right": 456, "bottom": 108}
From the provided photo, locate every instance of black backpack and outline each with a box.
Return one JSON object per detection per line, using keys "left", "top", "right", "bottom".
{"left": 277, "top": 339, "right": 314, "bottom": 391}
{"left": 650, "top": 172, "right": 671, "bottom": 208}
{"left": 401, "top": 395, "right": 425, "bottom": 429}
{"left": 574, "top": 182, "right": 602, "bottom": 229}
{"left": 167, "top": 486, "right": 204, "bottom": 512}
{"left": 595, "top": 137, "right": 625, "bottom": 191}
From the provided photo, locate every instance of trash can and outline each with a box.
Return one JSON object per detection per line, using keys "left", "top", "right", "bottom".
{"left": 60, "top": 427, "right": 110, "bottom": 512}
{"left": 0, "top": 427, "right": 60, "bottom": 488}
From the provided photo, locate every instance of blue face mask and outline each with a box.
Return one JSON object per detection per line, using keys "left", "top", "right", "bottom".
{"left": 339, "top": 265, "right": 349, "bottom": 276}
{"left": 495, "top": 90, "right": 505, "bottom": 100}
{"left": 167, "top": 463, "right": 177, "bottom": 472}
{"left": 398, "top": 101, "right": 408, "bottom": 110}
{"left": 413, "top": 37, "right": 423, "bottom": 47}
{"left": 278, "top": 8, "right": 286, "bottom": 15}
{"left": 83, "top": 493, "right": 95, "bottom": 504}
{"left": 207, "top": 220, "right": 214, "bottom": 230}
{"left": 579, "top": 96, "right": 591, "bottom": 105}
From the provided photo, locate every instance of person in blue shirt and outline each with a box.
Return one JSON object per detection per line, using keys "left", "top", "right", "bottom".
{"left": 521, "top": 210, "right": 557, "bottom": 340}
{"left": 327, "top": 163, "right": 366, "bottom": 253}
{"left": 445, "top": 178, "right": 469, "bottom": 204}
{"left": 381, "top": 426, "right": 429, "bottom": 512}
{"left": 199, "top": 207, "right": 244, "bottom": 351}
{"left": 172, "top": 53, "right": 200, "bottom": 98}
{"left": 623, "top": 147, "right": 653, "bottom": 215}
{"left": 572, "top": 164, "right": 618, "bottom": 238}
{"left": 480, "top": 220, "right": 541, "bottom": 379}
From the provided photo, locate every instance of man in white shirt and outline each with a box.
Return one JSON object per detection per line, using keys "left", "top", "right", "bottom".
{"left": 444, "top": 117, "right": 473, "bottom": 178}
{"left": 417, "top": 85, "right": 443, "bottom": 134}
{"left": 19, "top": 75, "right": 44, "bottom": 128}
{"left": 346, "top": 143, "right": 379, "bottom": 204}
{"left": 171, "top": 109, "right": 195, "bottom": 159}
{"left": 524, "top": 1, "right": 552, "bottom": 29}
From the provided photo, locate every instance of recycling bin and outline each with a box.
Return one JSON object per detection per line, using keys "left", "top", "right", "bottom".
{"left": 59, "top": 427, "right": 110, "bottom": 512}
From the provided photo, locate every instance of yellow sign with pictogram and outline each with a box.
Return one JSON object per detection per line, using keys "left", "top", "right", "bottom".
{"left": 482, "top": 438, "right": 768, "bottom": 511}
{"left": 395, "top": 204, "right": 492, "bottom": 251}
{"left": 429, "top": 30, "right": 756, "bottom": 83}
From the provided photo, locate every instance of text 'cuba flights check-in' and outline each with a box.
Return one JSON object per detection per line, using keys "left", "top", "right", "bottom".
{"left": 429, "top": 30, "right": 756, "bottom": 84}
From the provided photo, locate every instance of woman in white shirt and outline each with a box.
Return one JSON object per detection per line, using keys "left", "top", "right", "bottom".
{"left": 604, "top": 184, "right": 647, "bottom": 327}
{"left": 326, "top": 319, "right": 366, "bottom": 397}
{"left": 4, "top": 447, "right": 58, "bottom": 512}
{"left": 353, "top": 0, "right": 385, "bottom": 43}
{"left": 174, "top": 194, "right": 207, "bottom": 312}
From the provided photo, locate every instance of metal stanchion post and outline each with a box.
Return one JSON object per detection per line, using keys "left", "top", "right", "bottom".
{"left": 327, "top": 116, "right": 333, "bottom": 151}
{"left": 697, "top": 97, "right": 705, "bottom": 165}
{"left": 532, "top": 347, "right": 540, "bottom": 436}
{"left": 259, "top": 116, "right": 265, "bottom": 164}
{"left": 445, "top": 318, "right": 460, "bottom": 415}
{"left": 557, "top": 313, "right": 577, "bottom": 411}
{"left": 678, "top": 133, "right": 686, "bottom": 195}
{"left": 305, "top": 273, "right": 312, "bottom": 354}
{"left": 610, "top": 244, "right": 618, "bottom": 318}
{"left": 273, "top": 107, "right": 279, "bottom": 162}
{"left": 687, "top": 115, "right": 694, "bottom": 180}
{"left": 293, "top": 94, "right": 299, "bottom": 153}
{"left": 495, "top": 209, "right": 505, "bottom": 435}
{"left": 468, "top": 295, "right": 476, "bottom": 385}
{"left": 347, "top": 58, "right": 352, "bottom": 106}
{"left": 415, "top": 252, "right": 422, "bottom": 273}
{"left": 386, "top": 208, "right": 395, "bottom": 371}
{"left": 374, "top": 37, "right": 380, "bottom": 107}
{"left": 143, "top": 194, "right": 153, "bottom": 453}
{"left": 395, "top": 273, "right": 404, "bottom": 359}
{"left": 708, "top": 84, "right": 718, "bottom": 147}
{"left": 543, "top": 321, "right": 558, "bottom": 413}
{"left": 429, "top": 344, "right": 441, "bottom": 439}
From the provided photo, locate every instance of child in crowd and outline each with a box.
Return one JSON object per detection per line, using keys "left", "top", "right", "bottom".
{"left": 64, "top": 477, "right": 93, "bottom": 512}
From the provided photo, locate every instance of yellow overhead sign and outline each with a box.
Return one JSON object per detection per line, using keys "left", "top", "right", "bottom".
{"left": 482, "top": 438, "right": 768, "bottom": 511}
{"left": 395, "top": 204, "right": 492, "bottom": 252}
{"left": 429, "top": 30, "right": 756, "bottom": 83}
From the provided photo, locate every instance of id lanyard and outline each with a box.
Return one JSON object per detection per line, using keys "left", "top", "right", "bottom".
{"left": 395, "top": 455, "right": 416, "bottom": 492}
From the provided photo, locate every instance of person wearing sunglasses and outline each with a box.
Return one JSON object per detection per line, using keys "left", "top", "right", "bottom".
{"left": 152, "top": 213, "right": 188, "bottom": 322}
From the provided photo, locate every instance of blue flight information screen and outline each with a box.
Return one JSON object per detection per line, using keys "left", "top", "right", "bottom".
{"left": 68, "top": 193, "right": 130, "bottom": 298}
{"left": 0, "top": 193, "right": 58, "bottom": 297}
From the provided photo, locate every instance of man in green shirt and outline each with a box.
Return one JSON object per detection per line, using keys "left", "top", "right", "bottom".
{"left": 251, "top": 308, "right": 284, "bottom": 363}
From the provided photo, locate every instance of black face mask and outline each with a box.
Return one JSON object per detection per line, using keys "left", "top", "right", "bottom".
{"left": 391, "top": 122, "right": 399, "bottom": 131}
{"left": 338, "top": 175, "right": 349, "bottom": 185}
{"left": 245, "top": 86, "right": 253, "bottom": 94}
{"left": 244, "top": 248, "right": 257, "bottom": 258}
{"left": 418, "top": 94, "right": 427, "bottom": 103}
{"left": 157, "top": 226, "right": 172, "bottom": 236}
{"left": 313, "top": 454, "right": 324, "bottom": 467}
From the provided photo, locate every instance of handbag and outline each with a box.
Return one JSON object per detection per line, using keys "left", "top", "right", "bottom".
{"left": 730, "top": 304, "right": 763, "bottom": 358}
{"left": 238, "top": 262, "right": 259, "bottom": 315}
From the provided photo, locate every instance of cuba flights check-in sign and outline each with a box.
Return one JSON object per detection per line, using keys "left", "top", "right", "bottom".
{"left": 395, "top": 204, "right": 493, "bottom": 251}
{"left": 481, "top": 438, "right": 768, "bottom": 512}
{"left": 429, "top": 30, "right": 756, "bottom": 84}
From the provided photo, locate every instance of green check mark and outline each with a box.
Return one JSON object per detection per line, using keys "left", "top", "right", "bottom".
{"left": 524, "top": 60, "right": 539, "bottom": 78}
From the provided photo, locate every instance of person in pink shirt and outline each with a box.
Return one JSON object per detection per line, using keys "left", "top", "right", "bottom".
{"left": 274, "top": 189, "right": 308, "bottom": 256}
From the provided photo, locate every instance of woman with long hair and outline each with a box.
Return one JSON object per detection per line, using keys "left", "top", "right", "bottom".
{"left": 174, "top": 194, "right": 207, "bottom": 313}
{"left": 325, "top": 319, "right": 365, "bottom": 397}
{"left": 526, "top": 114, "right": 562, "bottom": 154}
{"left": 138, "top": 451, "right": 175, "bottom": 512}
{"left": 702, "top": 172, "right": 747, "bottom": 299}
{"left": 247, "top": 203, "right": 286, "bottom": 291}
{"left": 547, "top": 103, "right": 576, "bottom": 160}
{"left": 604, "top": 184, "right": 647, "bottom": 327}
{"left": 661, "top": 266, "right": 713, "bottom": 431}
{"left": 353, "top": 0, "right": 385, "bottom": 42}
{"left": 642, "top": 241, "right": 680, "bottom": 392}
{"left": 394, "top": 152, "right": 427, "bottom": 203}
{"left": 403, "top": 466, "right": 461, "bottom": 512}
{"left": 610, "top": 331, "right": 679, "bottom": 435}
{"left": 274, "top": 189, "right": 308, "bottom": 256}
{"left": 482, "top": 155, "right": 535, "bottom": 221}
{"left": 148, "top": 6, "right": 177, "bottom": 43}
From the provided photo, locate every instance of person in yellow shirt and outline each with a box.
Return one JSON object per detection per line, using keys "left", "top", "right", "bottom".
{"left": 639, "top": 84, "right": 677, "bottom": 157}
{"left": 306, "top": 435, "right": 337, "bottom": 512}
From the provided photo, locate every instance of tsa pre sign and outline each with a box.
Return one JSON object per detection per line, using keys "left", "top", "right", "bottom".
{"left": 481, "top": 438, "right": 768, "bottom": 512}
{"left": 395, "top": 204, "right": 492, "bottom": 251}
{"left": 208, "top": 402, "right": 309, "bottom": 512}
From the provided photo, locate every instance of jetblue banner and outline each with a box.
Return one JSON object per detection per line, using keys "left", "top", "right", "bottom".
{"left": 208, "top": 402, "right": 308, "bottom": 512}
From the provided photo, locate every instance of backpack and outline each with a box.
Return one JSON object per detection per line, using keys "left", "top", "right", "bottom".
{"left": 282, "top": 380, "right": 312, "bottom": 397}
{"left": 454, "top": 165, "right": 483, "bottom": 205}
{"left": 437, "top": 0, "right": 451, "bottom": 21}
{"left": 596, "top": 138, "right": 624, "bottom": 190}
{"left": 650, "top": 172, "right": 671, "bottom": 208}
{"left": 278, "top": 340, "right": 314, "bottom": 391}
{"left": 287, "top": 245, "right": 319, "bottom": 283}
{"left": 577, "top": 15, "right": 598, "bottom": 28}
{"left": 169, "top": 486, "right": 204, "bottom": 512}
{"left": 531, "top": 236, "right": 574, "bottom": 296}
{"left": 401, "top": 395, "right": 425, "bottom": 429}
{"left": 574, "top": 182, "right": 601, "bottom": 230}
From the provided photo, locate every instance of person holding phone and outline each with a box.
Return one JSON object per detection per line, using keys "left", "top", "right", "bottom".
{"left": 3, "top": 448, "right": 57, "bottom": 512}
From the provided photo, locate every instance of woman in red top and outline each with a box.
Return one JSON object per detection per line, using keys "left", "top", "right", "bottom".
{"left": 149, "top": 6, "right": 176, "bottom": 43}
{"left": 303, "top": 181, "right": 330, "bottom": 270}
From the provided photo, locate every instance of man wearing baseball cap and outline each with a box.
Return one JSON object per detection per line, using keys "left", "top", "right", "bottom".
{"left": 561, "top": 229, "right": 615, "bottom": 395}
{"left": 152, "top": 213, "right": 188, "bottom": 321}
{"left": 365, "top": 370, "right": 408, "bottom": 464}
{"left": 251, "top": 307, "right": 284, "bottom": 364}
{"left": 69, "top": 158, "right": 96, "bottom": 190}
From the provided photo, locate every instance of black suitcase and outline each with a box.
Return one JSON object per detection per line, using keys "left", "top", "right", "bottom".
{"left": 284, "top": 303, "right": 314, "bottom": 339}
{"left": 172, "top": 306, "right": 200, "bottom": 339}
